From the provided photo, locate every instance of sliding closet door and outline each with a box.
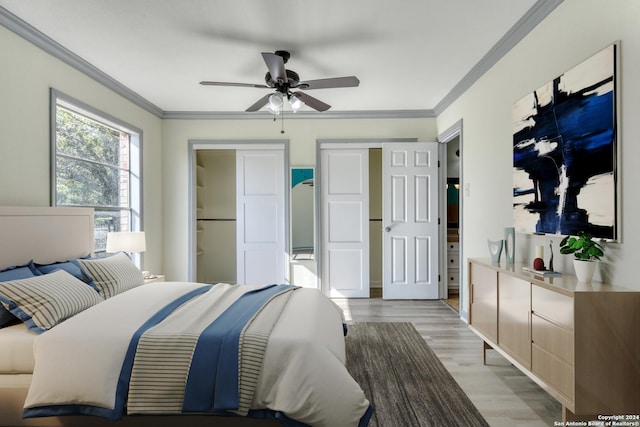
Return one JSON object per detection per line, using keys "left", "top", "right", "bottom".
{"left": 236, "top": 150, "right": 286, "bottom": 285}
{"left": 321, "top": 148, "right": 370, "bottom": 298}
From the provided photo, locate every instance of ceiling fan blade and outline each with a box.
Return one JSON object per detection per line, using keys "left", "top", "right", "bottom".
{"left": 200, "top": 81, "right": 269, "bottom": 89}
{"left": 299, "top": 76, "right": 360, "bottom": 90}
{"left": 245, "top": 93, "right": 272, "bottom": 112}
{"left": 295, "top": 92, "right": 331, "bottom": 112}
{"left": 262, "top": 52, "right": 288, "bottom": 83}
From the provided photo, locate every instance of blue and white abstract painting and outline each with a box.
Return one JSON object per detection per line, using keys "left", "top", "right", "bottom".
{"left": 513, "top": 44, "right": 618, "bottom": 240}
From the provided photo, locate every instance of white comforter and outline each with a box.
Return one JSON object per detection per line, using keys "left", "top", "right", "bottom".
{"left": 24, "top": 282, "right": 371, "bottom": 427}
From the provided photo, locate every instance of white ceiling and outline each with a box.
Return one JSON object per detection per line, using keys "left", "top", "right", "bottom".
{"left": 0, "top": 0, "right": 559, "bottom": 116}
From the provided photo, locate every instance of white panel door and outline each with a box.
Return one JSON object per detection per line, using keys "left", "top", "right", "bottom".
{"left": 321, "top": 149, "right": 369, "bottom": 298}
{"left": 382, "top": 143, "right": 439, "bottom": 299}
{"left": 236, "top": 150, "right": 285, "bottom": 285}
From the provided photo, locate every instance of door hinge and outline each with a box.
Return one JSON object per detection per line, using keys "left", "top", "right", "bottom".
{"left": 438, "top": 160, "right": 441, "bottom": 167}
{"left": 438, "top": 217, "right": 441, "bottom": 225}
{"left": 438, "top": 274, "right": 441, "bottom": 282}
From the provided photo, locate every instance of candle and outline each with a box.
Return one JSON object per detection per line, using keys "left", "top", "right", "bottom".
{"left": 535, "top": 245, "right": 544, "bottom": 259}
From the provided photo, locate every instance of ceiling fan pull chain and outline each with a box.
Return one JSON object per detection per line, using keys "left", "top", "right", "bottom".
{"left": 281, "top": 108, "right": 285, "bottom": 134}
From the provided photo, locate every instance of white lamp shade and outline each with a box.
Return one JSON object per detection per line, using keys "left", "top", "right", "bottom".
{"left": 106, "top": 231, "right": 146, "bottom": 254}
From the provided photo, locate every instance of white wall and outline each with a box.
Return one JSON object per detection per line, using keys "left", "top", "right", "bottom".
{"left": 437, "top": 0, "right": 640, "bottom": 319}
{"left": 0, "top": 25, "right": 164, "bottom": 274}
{"left": 162, "top": 118, "right": 437, "bottom": 281}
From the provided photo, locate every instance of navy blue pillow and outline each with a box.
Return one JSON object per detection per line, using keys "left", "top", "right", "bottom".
{"left": 35, "top": 258, "right": 98, "bottom": 292}
{"left": 0, "top": 261, "right": 39, "bottom": 327}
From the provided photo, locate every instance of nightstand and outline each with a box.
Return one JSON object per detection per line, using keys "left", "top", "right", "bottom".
{"left": 144, "top": 275, "right": 165, "bottom": 284}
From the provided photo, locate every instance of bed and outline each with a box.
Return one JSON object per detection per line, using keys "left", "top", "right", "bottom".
{"left": 0, "top": 206, "right": 372, "bottom": 427}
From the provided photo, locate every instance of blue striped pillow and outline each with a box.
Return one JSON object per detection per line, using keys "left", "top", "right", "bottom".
{"left": 0, "top": 270, "right": 104, "bottom": 333}
{"left": 0, "top": 261, "right": 40, "bottom": 328}
{"left": 76, "top": 252, "right": 144, "bottom": 299}
{"left": 35, "top": 258, "right": 98, "bottom": 292}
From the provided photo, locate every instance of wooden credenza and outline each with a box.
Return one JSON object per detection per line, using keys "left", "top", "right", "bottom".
{"left": 468, "top": 258, "right": 640, "bottom": 420}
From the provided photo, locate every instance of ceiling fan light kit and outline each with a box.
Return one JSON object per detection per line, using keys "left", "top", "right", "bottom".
{"left": 266, "top": 92, "right": 306, "bottom": 115}
{"left": 267, "top": 92, "right": 284, "bottom": 115}
{"left": 200, "top": 50, "right": 359, "bottom": 115}
{"left": 289, "top": 93, "right": 305, "bottom": 113}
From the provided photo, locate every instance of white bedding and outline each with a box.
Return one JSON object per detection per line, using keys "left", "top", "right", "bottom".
{"left": 0, "top": 323, "right": 36, "bottom": 373}
{"left": 24, "top": 282, "right": 372, "bottom": 427}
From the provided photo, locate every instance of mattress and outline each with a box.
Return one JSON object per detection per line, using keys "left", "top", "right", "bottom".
{"left": 0, "top": 323, "right": 36, "bottom": 373}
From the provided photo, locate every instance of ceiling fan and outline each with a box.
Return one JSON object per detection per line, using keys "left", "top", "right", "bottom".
{"left": 200, "top": 50, "right": 360, "bottom": 113}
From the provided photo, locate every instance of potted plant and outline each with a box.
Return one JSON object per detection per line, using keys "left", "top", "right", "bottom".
{"left": 559, "top": 231, "right": 604, "bottom": 283}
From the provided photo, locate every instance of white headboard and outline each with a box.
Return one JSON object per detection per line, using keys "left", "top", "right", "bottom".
{"left": 0, "top": 206, "right": 94, "bottom": 269}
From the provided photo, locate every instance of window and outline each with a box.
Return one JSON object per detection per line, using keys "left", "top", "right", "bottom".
{"left": 51, "top": 90, "right": 142, "bottom": 254}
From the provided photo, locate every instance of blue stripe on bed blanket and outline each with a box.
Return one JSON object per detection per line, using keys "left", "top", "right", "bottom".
{"left": 182, "top": 284, "right": 296, "bottom": 413}
{"left": 111, "top": 285, "right": 213, "bottom": 419}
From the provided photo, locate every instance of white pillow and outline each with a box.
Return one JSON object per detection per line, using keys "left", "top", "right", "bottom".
{"left": 76, "top": 252, "right": 144, "bottom": 299}
{"left": 0, "top": 270, "right": 104, "bottom": 333}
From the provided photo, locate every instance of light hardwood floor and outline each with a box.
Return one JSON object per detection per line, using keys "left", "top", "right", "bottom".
{"left": 333, "top": 298, "right": 562, "bottom": 427}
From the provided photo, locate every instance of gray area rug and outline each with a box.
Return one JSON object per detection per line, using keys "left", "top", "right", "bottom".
{"left": 345, "top": 322, "right": 489, "bottom": 427}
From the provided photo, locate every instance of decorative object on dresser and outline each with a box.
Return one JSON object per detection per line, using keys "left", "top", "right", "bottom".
{"left": 522, "top": 242, "right": 562, "bottom": 277}
{"left": 559, "top": 231, "right": 604, "bottom": 283}
{"left": 504, "top": 227, "right": 515, "bottom": 265}
{"left": 468, "top": 258, "right": 639, "bottom": 422}
{"left": 487, "top": 239, "right": 503, "bottom": 265}
{"left": 533, "top": 244, "right": 545, "bottom": 270}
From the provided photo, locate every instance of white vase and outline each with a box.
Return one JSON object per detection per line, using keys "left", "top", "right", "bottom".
{"left": 573, "top": 259, "right": 596, "bottom": 283}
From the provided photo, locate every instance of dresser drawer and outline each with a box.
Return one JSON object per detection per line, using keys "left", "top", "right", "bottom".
{"left": 531, "top": 313, "right": 574, "bottom": 365}
{"left": 532, "top": 344, "right": 574, "bottom": 402}
{"left": 531, "top": 285, "right": 573, "bottom": 329}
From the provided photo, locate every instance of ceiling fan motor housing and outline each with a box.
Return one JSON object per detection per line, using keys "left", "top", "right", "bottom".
{"left": 265, "top": 69, "right": 303, "bottom": 92}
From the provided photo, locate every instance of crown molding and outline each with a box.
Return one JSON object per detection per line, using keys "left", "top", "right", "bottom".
{"left": 162, "top": 109, "right": 435, "bottom": 120}
{"left": 433, "top": 0, "right": 564, "bottom": 115}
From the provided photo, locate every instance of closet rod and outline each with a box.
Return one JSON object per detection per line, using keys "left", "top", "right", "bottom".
{"left": 197, "top": 218, "right": 236, "bottom": 221}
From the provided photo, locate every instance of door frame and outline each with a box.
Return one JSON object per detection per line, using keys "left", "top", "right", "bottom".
{"left": 437, "top": 120, "right": 466, "bottom": 320}
{"left": 187, "top": 139, "right": 289, "bottom": 283}
{"left": 316, "top": 138, "right": 417, "bottom": 296}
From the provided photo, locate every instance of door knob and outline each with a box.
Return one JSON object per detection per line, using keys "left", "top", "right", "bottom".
{"left": 384, "top": 226, "right": 391, "bottom": 232}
